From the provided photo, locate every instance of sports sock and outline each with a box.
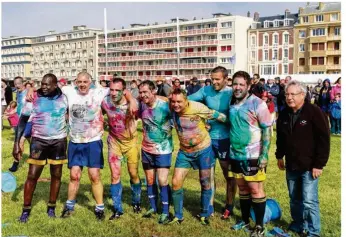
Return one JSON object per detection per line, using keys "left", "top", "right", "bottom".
{"left": 95, "top": 203, "right": 105, "bottom": 212}
{"left": 201, "top": 188, "right": 212, "bottom": 217}
{"left": 130, "top": 180, "right": 142, "bottom": 205}
{"left": 239, "top": 194, "right": 252, "bottom": 224}
{"left": 65, "top": 200, "right": 76, "bottom": 211}
{"left": 147, "top": 184, "right": 158, "bottom": 212}
{"left": 110, "top": 182, "right": 123, "bottom": 213}
{"left": 159, "top": 185, "right": 170, "bottom": 215}
{"left": 252, "top": 197, "right": 266, "bottom": 227}
{"left": 172, "top": 188, "right": 184, "bottom": 220}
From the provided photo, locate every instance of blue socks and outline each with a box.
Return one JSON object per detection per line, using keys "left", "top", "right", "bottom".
{"left": 130, "top": 181, "right": 142, "bottom": 205}
{"left": 66, "top": 200, "right": 76, "bottom": 211}
{"left": 147, "top": 184, "right": 158, "bottom": 212}
{"left": 201, "top": 189, "right": 212, "bottom": 217}
{"left": 172, "top": 188, "right": 184, "bottom": 219}
{"left": 110, "top": 182, "right": 123, "bottom": 213}
{"left": 160, "top": 185, "right": 170, "bottom": 215}
{"left": 95, "top": 204, "right": 104, "bottom": 212}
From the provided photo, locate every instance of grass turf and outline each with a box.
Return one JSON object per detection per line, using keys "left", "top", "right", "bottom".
{"left": 1, "top": 120, "right": 341, "bottom": 237}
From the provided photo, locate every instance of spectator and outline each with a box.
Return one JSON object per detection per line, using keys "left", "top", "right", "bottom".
{"left": 24, "top": 81, "right": 34, "bottom": 90}
{"left": 129, "top": 80, "right": 139, "bottom": 99}
{"left": 58, "top": 78, "right": 68, "bottom": 88}
{"left": 306, "top": 85, "right": 313, "bottom": 104}
{"left": 274, "top": 77, "right": 281, "bottom": 86}
{"left": 261, "top": 91, "right": 275, "bottom": 136}
{"left": 250, "top": 74, "right": 264, "bottom": 98}
{"left": 317, "top": 79, "right": 332, "bottom": 118}
{"left": 205, "top": 78, "right": 212, "bottom": 87}
{"left": 284, "top": 75, "right": 292, "bottom": 84}
{"left": 172, "top": 78, "right": 181, "bottom": 90}
{"left": 2, "top": 79, "right": 13, "bottom": 105}
{"left": 330, "top": 77, "right": 341, "bottom": 101}
{"left": 187, "top": 77, "right": 201, "bottom": 96}
{"left": 276, "top": 80, "right": 330, "bottom": 237}
{"left": 264, "top": 78, "right": 279, "bottom": 112}
{"left": 156, "top": 77, "right": 172, "bottom": 97}
{"left": 227, "top": 78, "right": 232, "bottom": 87}
{"left": 329, "top": 93, "right": 341, "bottom": 135}
{"left": 312, "top": 79, "right": 323, "bottom": 103}
{"left": 100, "top": 79, "right": 108, "bottom": 88}
{"left": 277, "top": 79, "right": 287, "bottom": 112}
{"left": 2, "top": 101, "right": 19, "bottom": 130}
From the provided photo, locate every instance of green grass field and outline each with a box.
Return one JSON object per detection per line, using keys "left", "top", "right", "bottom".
{"left": 1, "top": 120, "right": 341, "bottom": 237}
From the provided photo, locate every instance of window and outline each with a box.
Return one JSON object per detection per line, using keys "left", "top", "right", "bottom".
{"left": 315, "top": 15, "right": 324, "bottom": 22}
{"left": 260, "top": 65, "right": 277, "bottom": 75}
{"left": 186, "top": 26, "right": 194, "bottom": 30}
{"left": 221, "top": 34, "right": 232, "bottom": 40}
{"left": 274, "top": 20, "right": 279, "bottom": 27}
{"left": 284, "top": 49, "right": 288, "bottom": 58}
{"left": 312, "top": 43, "right": 324, "bottom": 51}
{"left": 273, "top": 49, "right": 278, "bottom": 60}
{"left": 221, "top": 45, "right": 232, "bottom": 51}
{"left": 207, "top": 58, "right": 216, "bottom": 63}
{"left": 311, "top": 71, "right": 324, "bottom": 74}
{"left": 208, "top": 35, "right": 217, "bottom": 40}
{"left": 284, "top": 19, "right": 290, "bottom": 26}
{"left": 331, "top": 13, "right": 338, "bottom": 21}
{"left": 334, "top": 42, "right": 340, "bottom": 50}
{"left": 299, "top": 58, "right": 305, "bottom": 66}
{"left": 207, "top": 23, "right": 217, "bottom": 28}
{"left": 85, "top": 32, "right": 89, "bottom": 37}
{"left": 334, "top": 57, "right": 339, "bottom": 65}
{"left": 299, "top": 30, "right": 306, "bottom": 38}
{"left": 312, "top": 28, "right": 325, "bottom": 36}
{"left": 264, "top": 35, "right": 269, "bottom": 45}
{"left": 299, "top": 44, "right": 305, "bottom": 52}
{"left": 334, "top": 27, "right": 340, "bottom": 36}
{"left": 165, "top": 28, "right": 173, "bottom": 32}
{"left": 284, "top": 34, "right": 289, "bottom": 43}
{"left": 273, "top": 34, "right": 278, "bottom": 44}
{"left": 264, "top": 50, "right": 269, "bottom": 60}
{"left": 251, "top": 51, "right": 256, "bottom": 59}
{"left": 221, "top": 22, "right": 232, "bottom": 28}
{"left": 251, "top": 36, "right": 256, "bottom": 46}
{"left": 264, "top": 21, "right": 270, "bottom": 28}
{"left": 311, "top": 57, "right": 324, "bottom": 65}
{"left": 283, "top": 64, "right": 288, "bottom": 74}
{"left": 302, "top": 16, "right": 309, "bottom": 23}
{"left": 220, "top": 58, "right": 231, "bottom": 63}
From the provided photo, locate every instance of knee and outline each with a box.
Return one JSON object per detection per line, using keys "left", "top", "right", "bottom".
{"left": 158, "top": 176, "right": 168, "bottom": 186}
{"left": 237, "top": 184, "right": 250, "bottom": 194}
{"left": 200, "top": 176, "right": 211, "bottom": 190}
{"left": 146, "top": 176, "right": 155, "bottom": 186}
{"left": 129, "top": 168, "right": 139, "bottom": 181}
{"left": 70, "top": 172, "right": 81, "bottom": 183}
{"left": 111, "top": 174, "right": 120, "bottom": 184}
{"left": 27, "top": 172, "right": 39, "bottom": 182}
{"left": 90, "top": 174, "right": 101, "bottom": 185}
{"left": 51, "top": 168, "right": 62, "bottom": 180}
{"left": 172, "top": 177, "right": 182, "bottom": 190}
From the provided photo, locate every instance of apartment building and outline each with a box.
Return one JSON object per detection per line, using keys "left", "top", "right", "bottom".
{"left": 1, "top": 36, "right": 33, "bottom": 80}
{"left": 98, "top": 13, "right": 253, "bottom": 81}
{"left": 248, "top": 10, "right": 298, "bottom": 77}
{"left": 31, "top": 25, "right": 102, "bottom": 81}
{"left": 294, "top": 2, "right": 341, "bottom": 74}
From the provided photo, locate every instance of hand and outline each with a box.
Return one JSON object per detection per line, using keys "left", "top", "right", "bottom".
{"left": 26, "top": 88, "right": 35, "bottom": 102}
{"left": 205, "top": 123, "right": 211, "bottom": 131}
{"left": 277, "top": 159, "right": 285, "bottom": 170}
{"left": 128, "top": 99, "right": 138, "bottom": 117}
{"left": 12, "top": 143, "right": 21, "bottom": 162}
{"left": 258, "top": 156, "right": 268, "bottom": 169}
{"left": 312, "top": 168, "right": 323, "bottom": 179}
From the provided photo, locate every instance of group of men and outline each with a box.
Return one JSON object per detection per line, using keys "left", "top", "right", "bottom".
{"left": 8, "top": 65, "right": 330, "bottom": 237}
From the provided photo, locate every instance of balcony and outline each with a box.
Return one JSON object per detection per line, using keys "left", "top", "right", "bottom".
{"left": 98, "top": 63, "right": 217, "bottom": 72}
{"left": 180, "top": 40, "right": 218, "bottom": 47}
{"left": 99, "top": 74, "right": 210, "bottom": 82}
{"left": 309, "top": 51, "right": 326, "bottom": 57}
{"left": 326, "top": 64, "right": 341, "bottom": 70}
{"left": 309, "top": 65, "right": 326, "bottom": 71}
{"left": 180, "top": 28, "right": 218, "bottom": 36}
{"left": 98, "top": 32, "right": 177, "bottom": 44}
{"left": 326, "top": 50, "right": 341, "bottom": 55}
{"left": 327, "top": 35, "right": 341, "bottom": 41}
{"left": 98, "top": 51, "right": 217, "bottom": 62}
{"left": 309, "top": 36, "right": 327, "bottom": 43}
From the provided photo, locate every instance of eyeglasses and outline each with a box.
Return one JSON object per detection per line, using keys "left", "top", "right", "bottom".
{"left": 285, "top": 92, "right": 302, "bottom": 97}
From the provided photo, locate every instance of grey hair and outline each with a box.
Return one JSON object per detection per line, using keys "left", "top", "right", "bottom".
{"left": 77, "top": 71, "right": 92, "bottom": 81}
{"left": 285, "top": 80, "right": 307, "bottom": 94}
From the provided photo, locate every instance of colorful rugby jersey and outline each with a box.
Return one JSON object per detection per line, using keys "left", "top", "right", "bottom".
{"left": 16, "top": 89, "right": 33, "bottom": 116}
{"left": 62, "top": 85, "right": 109, "bottom": 143}
{"left": 172, "top": 101, "right": 226, "bottom": 153}
{"left": 139, "top": 97, "right": 173, "bottom": 154}
{"left": 188, "top": 85, "right": 232, "bottom": 140}
{"left": 102, "top": 95, "right": 137, "bottom": 142}
{"left": 229, "top": 94, "right": 272, "bottom": 160}
{"left": 29, "top": 91, "right": 68, "bottom": 140}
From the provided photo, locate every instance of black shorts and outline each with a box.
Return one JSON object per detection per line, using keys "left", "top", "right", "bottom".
{"left": 28, "top": 137, "right": 68, "bottom": 166}
{"left": 229, "top": 159, "right": 263, "bottom": 176}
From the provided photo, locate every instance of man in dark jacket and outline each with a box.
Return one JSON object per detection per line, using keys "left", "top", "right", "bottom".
{"left": 186, "top": 77, "right": 201, "bottom": 96}
{"left": 276, "top": 80, "right": 330, "bottom": 237}
{"left": 250, "top": 74, "right": 264, "bottom": 98}
{"left": 2, "top": 79, "right": 13, "bottom": 105}
{"left": 156, "top": 77, "right": 172, "bottom": 97}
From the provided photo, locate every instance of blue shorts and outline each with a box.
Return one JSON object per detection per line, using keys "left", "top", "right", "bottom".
{"left": 141, "top": 150, "right": 172, "bottom": 170}
{"left": 175, "top": 145, "right": 215, "bottom": 170}
{"left": 211, "top": 138, "right": 230, "bottom": 160}
{"left": 67, "top": 140, "right": 104, "bottom": 169}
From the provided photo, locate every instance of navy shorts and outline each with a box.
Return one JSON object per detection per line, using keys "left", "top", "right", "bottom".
{"left": 141, "top": 150, "right": 172, "bottom": 170}
{"left": 67, "top": 140, "right": 104, "bottom": 169}
{"left": 175, "top": 145, "right": 215, "bottom": 170}
{"left": 211, "top": 138, "right": 230, "bottom": 160}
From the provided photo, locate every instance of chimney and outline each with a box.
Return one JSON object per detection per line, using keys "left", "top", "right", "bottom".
{"left": 247, "top": 11, "right": 251, "bottom": 17}
{"left": 299, "top": 7, "right": 304, "bottom": 14}
{"left": 285, "top": 9, "right": 290, "bottom": 18}
{"left": 48, "top": 30, "right": 56, "bottom": 34}
{"left": 319, "top": 2, "right": 324, "bottom": 10}
{"left": 254, "top": 12, "right": 259, "bottom": 21}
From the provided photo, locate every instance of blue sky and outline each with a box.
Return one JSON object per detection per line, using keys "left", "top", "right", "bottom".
{"left": 2, "top": 2, "right": 306, "bottom": 37}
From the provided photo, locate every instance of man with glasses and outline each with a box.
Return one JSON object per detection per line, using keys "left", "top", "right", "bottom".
{"left": 276, "top": 80, "right": 330, "bottom": 237}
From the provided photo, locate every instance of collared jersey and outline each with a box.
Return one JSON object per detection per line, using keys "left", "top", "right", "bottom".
{"left": 16, "top": 89, "right": 33, "bottom": 116}
{"left": 101, "top": 96, "right": 137, "bottom": 142}
{"left": 229, "top": 94, "right": 272, "bottom": 160}
{"left": 188, "top": 85, "right": 232, "bottom": 140}
{"left": 62, "top": 86, "right": 109, "bottom": 143}
{"left": 139, "top": 97, "right": 173, "bottom": 155}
